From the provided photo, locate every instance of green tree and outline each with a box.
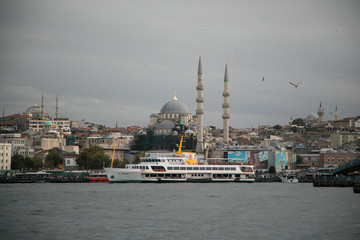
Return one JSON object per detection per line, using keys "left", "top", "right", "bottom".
{"left": 290, "top": 126, "right": 298, "bottom": 133}
{"left": 273, "top": 124, "right": 282, "bottom": 130}
{"left": 76, "top": 145, "right": 111, "bottom": 169}
{"left": 112, "top": 158, "right": 129, "bottom": 168}
{"left": 33, "top": 156, "right": 44, "bottom": 170}
{"left": 11, "top": 155, "right": 35, "bottom": 171}
{"left": 133, "top": 151, "right": 146, "bottom": 164}
{"left": 11, "top": 155, "right": 26, "bottom": 171}
{"left": 45, "top": 150, "right": 64, "bottom": 169}
{"left": 268, "top": 166, "right": 276, "bottom": 174}
{"left": 292, "top": 118, "right": 305, "bottom": 126}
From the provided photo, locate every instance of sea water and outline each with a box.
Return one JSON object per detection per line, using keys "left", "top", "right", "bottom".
{"left": 0, "top": 182, "right": 359, "bottom": 240}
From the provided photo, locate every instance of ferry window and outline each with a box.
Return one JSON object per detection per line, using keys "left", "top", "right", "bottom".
{"left": 168, "top": 167, "right": 173, "bottom": 170}
{"left": 212, "top": 167, "right": 218, "bottom": 170}
{"left": 161, "top": 159, "right": 165, "bottom": 162}
{"left": 206, "top": 167, "right": 211, "bottom": 170}
{"left": 231, "top": 167, "right": 236, "bottom": 171}
{"left": 193, "top": 167, "right": 199, "bottom": 170}
{"left": 225, "top": 167, "right": 230, "bottom": 171}
{"left": 174, "top": 167, "right": 179, "bottom": 170}
{"left": 180, "top": 167, "right": 186, "bottom": 170}
{"left": 219, "top": 167, "right": 224, "bottom": 170}
{"left": 146, "top": 166, "right": 149, "bottom": 169}
{"left": 200, "top": 167, "right": 205, "bottom": 170}
{"left": 187, "top": 167, "right": 192, "bottom": 170}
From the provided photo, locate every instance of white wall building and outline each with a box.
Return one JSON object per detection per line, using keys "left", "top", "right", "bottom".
{"left": 0, "top": 143, "right": 12, "bottom": 170}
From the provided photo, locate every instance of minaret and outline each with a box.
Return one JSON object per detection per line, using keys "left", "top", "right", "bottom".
{"left": 335, "top": 105, "right": 338, "bottom": 121}
{"left": 41, "top": 93, "right": 45, "bottom": 119}
{"left": 222, "top": 65, "right": 230, "bottom": 144}
{"left": 195, "top": 57, "right": 204, "bottom": 153}
{"left": 317, "top": 102, "right": 324, "bottom": 122}
{"left": 56, "top": 95, "right": 59, "bottom": 119}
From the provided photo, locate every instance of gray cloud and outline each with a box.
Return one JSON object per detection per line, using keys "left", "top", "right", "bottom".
{"left": 1, "top": 0, "right": 359, "bottom": 128}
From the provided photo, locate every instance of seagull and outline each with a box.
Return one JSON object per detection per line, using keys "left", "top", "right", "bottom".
{"left": 262, "top": 77, "right": 265, "bottom": 81}
{"left": 289, "top": 80, "right": 302, "bottom": 88}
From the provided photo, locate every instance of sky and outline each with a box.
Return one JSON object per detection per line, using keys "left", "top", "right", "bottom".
{"left": 1, "top": 0, "right": 359, "bottom": 129}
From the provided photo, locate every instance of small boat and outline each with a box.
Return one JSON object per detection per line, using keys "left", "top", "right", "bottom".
{"left": 280, "top": 173, "right": 299, "bottom": 183}
{"left": 88, "top": 172, "right": 109, "bottom": 182}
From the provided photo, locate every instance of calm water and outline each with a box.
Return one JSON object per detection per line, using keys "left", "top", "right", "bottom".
{"left": 0, "top": 182, "right": 359, "bottom": 240}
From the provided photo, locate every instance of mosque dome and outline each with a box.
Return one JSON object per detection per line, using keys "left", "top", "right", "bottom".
{"left": 306, "top": 112, "right": 319, "bottom": 122}
{"left": 24, "top": 104, "right": 42, "bottom": 115}
{"left": 44, "top": 120, "right": 53, "bottom": 126}
{"left": 150, "top": 113, "right": 157, "bottom": 117}
{"left": 159, "top": 93, "right": 190, "bottom": 115}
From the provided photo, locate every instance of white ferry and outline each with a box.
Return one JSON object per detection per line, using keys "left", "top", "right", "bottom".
{"left": 104, "top": 137, "right": 255, "bottom": 183}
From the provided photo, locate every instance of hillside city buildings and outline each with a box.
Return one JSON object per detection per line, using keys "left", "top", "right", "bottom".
{"left": 1, "top": 60, "right": 359, "bottom": 172}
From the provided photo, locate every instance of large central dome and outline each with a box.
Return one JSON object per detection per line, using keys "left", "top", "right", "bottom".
{"left": 159, "top": 94, "right": 190, "bottom": 115}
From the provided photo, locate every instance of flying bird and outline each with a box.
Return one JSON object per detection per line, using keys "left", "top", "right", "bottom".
{"left": 289, "top": 81, "right": 302, "bottom": 88}
{"left": 262, "top": 77, "right": 265, "bottom": 81}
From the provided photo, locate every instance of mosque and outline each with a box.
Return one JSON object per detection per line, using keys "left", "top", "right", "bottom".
{"left": 147, "top": 57, "right": 230, "bottom": 154}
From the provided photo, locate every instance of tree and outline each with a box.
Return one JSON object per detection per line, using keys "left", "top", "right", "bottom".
{"left": 11, "top": 155, "right": 35, "bottom": 171}
{"left": 133, "top": 152, "right": 146, "bottom": 164}
{"left": 76, "top": 145, "right": 111, "bottom": 169}
{"left": 33, "top": 156, "right": 44, "bottom": 170}
{"left": 273, "top": 124, "right": 282, "bottom": 130}
{"left": 290, "top": 126, "right": 298, "bottom": 133}
{"left": 292, "top": 118, "right": 305, "bottom": 126}
{"left": 45, "top": 150, "right": 64, "bottom": 169}
{"left": 112, "top": 158, "right": 129, "bottom": 168}
{"left": 11, "top": 155, "right": 26, "bottom": 171}
{"left": 268, "top": 166, "right": 276, "bottom": 174}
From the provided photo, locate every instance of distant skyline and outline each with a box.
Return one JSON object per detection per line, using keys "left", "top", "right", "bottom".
{"left": 1, "top": 0, "right": 359, "bottom": 129}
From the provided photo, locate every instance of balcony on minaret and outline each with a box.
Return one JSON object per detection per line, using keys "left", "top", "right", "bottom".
{"left": 196, "top": 97, "right": 204, "bottom": 103}
{"left": 222, "top": 103, "right": 230, "bottom": 108}
{"left": 222, "top": 113, "right": 230, "bottom": 119}
{"left": 196, "top": 85, "right": 204, "bottom": 91}
{"left": 196, "top": 109, "right": 204, "bottom": 115}
{"left": 223, "top": 92, "right": 230, "bottom": 97}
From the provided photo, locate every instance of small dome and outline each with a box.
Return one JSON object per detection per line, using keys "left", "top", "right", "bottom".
{"left": 150, "top": 113, "right": 157, "bottom": 117}
{"left": 155, "top": 120, "right": 176, "bottom": 129}
{"left": 44, "top": 120, "right": 53, "bottom": 126}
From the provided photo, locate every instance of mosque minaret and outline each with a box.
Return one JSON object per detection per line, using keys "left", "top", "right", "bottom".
{"left": 222, "top": 64, "right": 230, "bottom": 144}
{"left": 195, "top": 57, "right": 204, "bottom": 153}
{"left": 317, "top": 102, "right": 324, "bottom": 122}
{"left": 56, "top": 95, "right": 59, "bottom": 119}
{"left": 335, "top": 105, "right": 338, "bottom": 121}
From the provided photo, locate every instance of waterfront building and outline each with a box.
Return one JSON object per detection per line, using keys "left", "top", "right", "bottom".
{"left": 319, "top": 149, "right": 359, "bottom": 168}
{"left": 0, "top": 143, "right": 11, "bottom": 170}
{"left": 0, "top": 133, "right": 34, "bottom": 157}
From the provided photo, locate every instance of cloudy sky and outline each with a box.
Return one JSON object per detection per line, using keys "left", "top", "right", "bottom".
{"left": 1, "top": 0, "right": 359, "bottom": 129}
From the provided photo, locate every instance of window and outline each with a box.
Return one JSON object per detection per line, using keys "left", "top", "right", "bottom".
{"left": 212, "top": 167, "right": 218, "bottom": 170}
{"left": 180, "top": 167, "right": 186, "bottom": 170}
{"left": 219, "top": 167, "right": 224, "bottom": 170}
{"left": 225, "top": 167, "right": 230, "bottom": 171}
{"left": 174, "top": 167, "right": 179, "bottom": 170}
{"left": 193, "top": 167, "right": 199, "bottom": 170}
{"left": 187, "top": 167, "right": 192, "bottom": 170}
{"left": 200, "top": 167, "right": 205, "bottom": 170}
{"left": 168, "top": 167, "right": 173, "bottom": 170}
{"left": 231, "top": 167, "right": 236, "bottom": 171}
{"left": 206, "top": 167, "right": 211, "bottom": 170}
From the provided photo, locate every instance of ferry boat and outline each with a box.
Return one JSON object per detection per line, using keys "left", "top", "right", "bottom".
{"left": 104, "top": 136, "right": 255, "bottom": 183}
{"left": 88, "top": 172, "right": 109, "bottom": 182}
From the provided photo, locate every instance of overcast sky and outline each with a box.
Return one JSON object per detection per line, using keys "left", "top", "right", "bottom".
{"left": 1, "top": 0, "right": 359, "bottom": 129}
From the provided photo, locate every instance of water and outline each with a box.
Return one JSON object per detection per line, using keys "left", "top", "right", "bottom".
{"left": 0, "top": 183, "right": 359, "bottom": 240}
